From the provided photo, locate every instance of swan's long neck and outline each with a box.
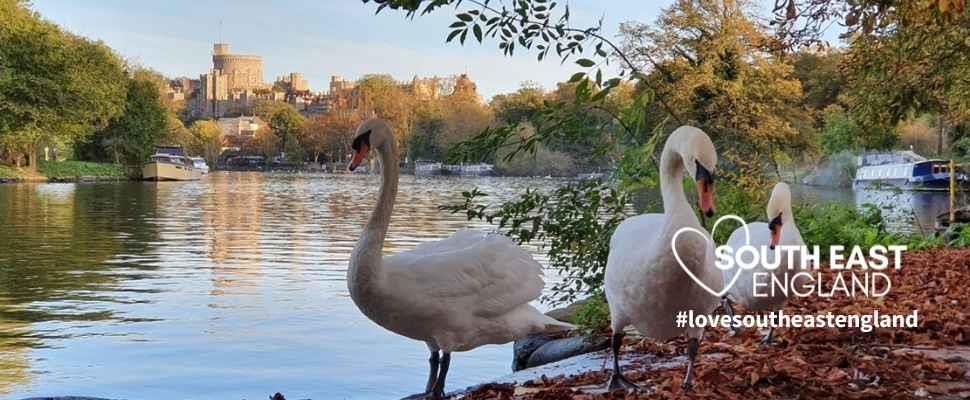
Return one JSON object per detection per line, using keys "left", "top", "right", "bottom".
{"left": 349, "top": 138, "right": 398, "bottom": 297}
{"left": 659, "top": 140, "right": 691, "bottom": 217}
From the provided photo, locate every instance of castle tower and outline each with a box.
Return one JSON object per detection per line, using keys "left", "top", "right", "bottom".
{"left": 211, "top": 43, "right": 264, "bottom": 90}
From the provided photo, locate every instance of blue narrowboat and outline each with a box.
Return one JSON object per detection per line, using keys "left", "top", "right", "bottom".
{"left": 853, "top": 151, "right": 970, "bottom": 191}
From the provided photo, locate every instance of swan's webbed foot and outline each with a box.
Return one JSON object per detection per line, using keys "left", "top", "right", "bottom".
{"left": 681, "top": 338, "right": 699, "bottom": 391}
{"left": 606, "top": 332, "right": 644, "bottom": 392}
{"left": 758, "top": 327, "right": 775, "bottom": 348}
{"left": 607, "top": 372, "right": 641, "bottom": 392}
{"left": 717, "top": 296, "right": 740, "bottom": 336}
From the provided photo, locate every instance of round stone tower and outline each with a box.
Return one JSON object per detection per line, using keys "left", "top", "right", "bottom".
{"left": 211, "top": 43, "right": 264, "bottom": 90}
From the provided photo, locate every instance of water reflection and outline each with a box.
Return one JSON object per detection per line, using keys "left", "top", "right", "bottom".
{"left": 0, "top": 173, "right": 560, "bottom": 399}
{"left": 792, "top": 185, "right": 968, "bottom": 234}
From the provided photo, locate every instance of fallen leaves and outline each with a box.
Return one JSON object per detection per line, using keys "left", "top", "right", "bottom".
{"left": 462, "top": 248, "right": 970, "bottom": 399}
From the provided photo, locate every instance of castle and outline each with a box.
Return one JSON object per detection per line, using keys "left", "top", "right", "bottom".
{"left": 175, "top": 42, "right": 480, "bottom": 119}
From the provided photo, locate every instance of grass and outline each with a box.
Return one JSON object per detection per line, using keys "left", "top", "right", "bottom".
{"left": 37, "top": 160, "right": 126, "bottom": 179}
{"left": 0, "top": 164, "right": 23, "bottom": 179}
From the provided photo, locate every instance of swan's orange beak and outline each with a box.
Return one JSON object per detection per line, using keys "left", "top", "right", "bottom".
{"left": 696, "top": 179, "right": 715, "bottom": 218}
{"left": 348, "top": 144, "right": 369, "bottom": 171}
{"left": 768, "top": 214, "right": 782, "bottom": 250}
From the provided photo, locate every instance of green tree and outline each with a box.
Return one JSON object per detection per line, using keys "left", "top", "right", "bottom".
{"left": 0, "top": 0, "right": 127, "bottom": 169}
{"left": 188, "top": 120, "right": 223, "bottom": 166}
{"left": 791, "top": 50, "right": 843, "bottom": 125}
{"left": 268, "top": 106, "right": 305, "bottom": 162}
{"left": 100, "top": 79, "right": 167, "bottom": 172}
{"left": 491, "top": 82, "right": 546, "bottom": 124}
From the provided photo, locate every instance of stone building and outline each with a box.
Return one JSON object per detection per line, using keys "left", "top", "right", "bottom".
{"left": 313, "top": 73, "right": 480, "bottom": 114}
{"left": 275, "top": 72, "right": 309, "bottom": 93}
{"left": 194, "top": 43, "right": 272, "bottom": 118}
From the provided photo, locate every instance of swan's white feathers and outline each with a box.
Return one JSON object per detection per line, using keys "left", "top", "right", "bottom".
{"left": 383, "top": 229, "right": 544, "bottom": 319}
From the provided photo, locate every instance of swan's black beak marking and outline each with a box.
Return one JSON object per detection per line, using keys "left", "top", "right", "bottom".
{"left": 349, "top": 130, "right": 372, "bottom": 172}
{"left": 769, "top": 213, "right": 783, "bottom": 250}
{"left": 695, "top": 160, "right": 715, "bottom": 218}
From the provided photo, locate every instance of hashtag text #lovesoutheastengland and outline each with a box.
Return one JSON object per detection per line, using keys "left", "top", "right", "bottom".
{"left": 675, "top": 309, "right": 919, "bottom": 333}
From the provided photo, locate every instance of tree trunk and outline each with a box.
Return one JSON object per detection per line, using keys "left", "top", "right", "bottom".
{"left": 26, "top": 143, "right": 37, "bottom": 172}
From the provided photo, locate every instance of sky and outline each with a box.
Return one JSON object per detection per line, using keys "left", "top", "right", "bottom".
{"left": 29, "top": 0, "right": 679, "bottom": 98}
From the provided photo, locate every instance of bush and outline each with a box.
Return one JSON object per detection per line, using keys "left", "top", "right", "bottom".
{"left": 0, "top": 165, "right": 21, "bottom": 179}
{"left": 496, "top": 145, "right": 578, "bottom": 177}
{"left": 38, "top": 160, "right": 126, "bottom": 179}
{"left": 571, "top": 293, "right": 611, "bottom": 334}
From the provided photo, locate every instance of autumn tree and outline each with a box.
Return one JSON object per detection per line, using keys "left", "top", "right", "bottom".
{"left": 356, "top": 74, "right": 415, "bottom": 153}
{"left": 618, "top": 0, "right": 815, "bottom": 184}
{"left": 187, "top": 120, "right": 223, "bottom": 166}
{"left": 300, "top": 112, "right": 361, "bottom": 164}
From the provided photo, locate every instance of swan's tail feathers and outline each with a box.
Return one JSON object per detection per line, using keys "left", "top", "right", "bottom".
{"left": 541, "top": 318, "right": 577, "bottom": 333}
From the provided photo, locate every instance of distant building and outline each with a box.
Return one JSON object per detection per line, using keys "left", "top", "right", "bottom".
{"left": 276, "top": 72, "right": 310, "bottom": 93}
{"left": 194, "top": 43, "right": 274, "bottom": 118}
{"left": 218, "top": 116, "right": 264, "bottom": 138}
{"left": 311, "top": 73, "right": 481, "bottom": 115}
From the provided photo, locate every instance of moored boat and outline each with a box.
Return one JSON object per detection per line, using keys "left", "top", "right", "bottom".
{"left": 143, "top": 146, "right": 203, "bottom": 181}
{"left": 853, "top": 151, "right": 970, "bottom": 191}
{"left": 190, "top": 157, "right": 210, "bottom": 175}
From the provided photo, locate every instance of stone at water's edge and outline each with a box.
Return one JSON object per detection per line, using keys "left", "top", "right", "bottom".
{"left": 512, "top": 298, "right": 610, "bottom": 371}
{"left": 525, "top": 335, "right": 610, "bottom": 370}
{"left": 512, "top": 332, "right": 557, "bottom": 371}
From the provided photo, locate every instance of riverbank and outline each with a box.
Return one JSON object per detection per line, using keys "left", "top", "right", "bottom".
{"left": 0, "top": 161, "right": 128, "bottom": 183}
{"left": 462, "top": 247, "right": 970, "bottom": 399}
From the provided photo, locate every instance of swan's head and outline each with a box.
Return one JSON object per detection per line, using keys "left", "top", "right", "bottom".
{"left": 766, "top": 182, "right": 791, "bottom": 250}
{"left": 676, "top": 126, "right": 718, "bottom": 217}
{"left": 349, "top": 118, "right": 392, "bottom": 171}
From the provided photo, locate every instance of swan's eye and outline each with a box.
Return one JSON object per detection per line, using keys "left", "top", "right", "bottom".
{"left": 352, "top": 129, "right": 372, "bottom": 151}
{"left": 769, "top": 214, "right": 783, "bottom": 229}
{"left": 694, "top": 160, "right": 713, "bottom": 185}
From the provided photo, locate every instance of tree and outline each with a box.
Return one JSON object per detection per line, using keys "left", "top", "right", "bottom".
{"left": 300, "top": 112, "right": 361, "bottom": 164}
{"left": 790, "top": 50, "right": 843, "bottom": 125}
{"left": 188, "top": 120, "right": 223, "bottom": 166}
{"left": 491, "top": 82, "right": 546, "bottom": 124}
{"left": 620, "top": 0, "right": 815, "bottom": 178}
{"left": 0, "top": 0, "right": 127, "bottom": 169}
{"left": 356, "top": 74, "right": 415, "bottom": 153}
{"left": 95, "top": 78, "right": 167, "bottom": 172}
{"left": 840, "top": 4, "right": 969, "bottom": 154}
{"left": 268, "top": 106, "right": 304, "bottom": 162}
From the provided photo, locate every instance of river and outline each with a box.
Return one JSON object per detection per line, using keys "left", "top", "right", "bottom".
{"left": 0, "top": 173, "right": 959, "bottom": 399}
{"left": 0, "top": 173, "right": 562, "bottom": 400}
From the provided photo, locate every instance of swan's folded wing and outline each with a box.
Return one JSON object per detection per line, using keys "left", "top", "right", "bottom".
{"left": 383, "top": 230, "right": 545, "bottom": 318}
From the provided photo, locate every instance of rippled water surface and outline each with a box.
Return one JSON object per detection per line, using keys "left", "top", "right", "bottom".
{"left": 0, "top": 173, "right": 564, "bottom": 400}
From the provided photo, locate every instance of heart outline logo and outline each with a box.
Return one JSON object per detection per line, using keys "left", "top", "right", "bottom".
{"left": 670, "top": 214, "right": 749, "bottom": 298}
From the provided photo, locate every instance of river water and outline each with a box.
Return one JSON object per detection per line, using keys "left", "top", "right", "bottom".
{"left": 0, "top": 173, "right": 562, "bottom": 400}
{"left": 0, "top": 173, "right": 959, "bottom": 399}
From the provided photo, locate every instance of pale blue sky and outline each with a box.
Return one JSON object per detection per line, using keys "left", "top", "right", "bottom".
{"left": 29, "top": 0, "right": 677, "bottom": 97}
{"left": 30, "top": 1, "right": 838, "bottom": 98}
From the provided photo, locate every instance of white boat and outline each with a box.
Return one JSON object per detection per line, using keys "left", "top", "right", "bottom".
{"left": 414, "top": 160, "right": 443, "bottom": 176}
{"left": 853, "top": 151, "right": 969, "bottom": 191}
{"left": 459, "top": 163, "right": 495, "bottom": 176}
{"left": 143, "top": 147, "right": 203, "bottom": 181}
{"left": 190, "top": 157, "right": 210, "bottom": 174}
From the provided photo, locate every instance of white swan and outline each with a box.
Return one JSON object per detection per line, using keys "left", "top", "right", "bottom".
{"left": 346, "top": 118, "right": 574, "bottom": 400}
{"left": 722, "top": 182, "right": 804, "bottom": 344}
{"left": 604, "top": 126, "right": 721, "bottom": 392}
